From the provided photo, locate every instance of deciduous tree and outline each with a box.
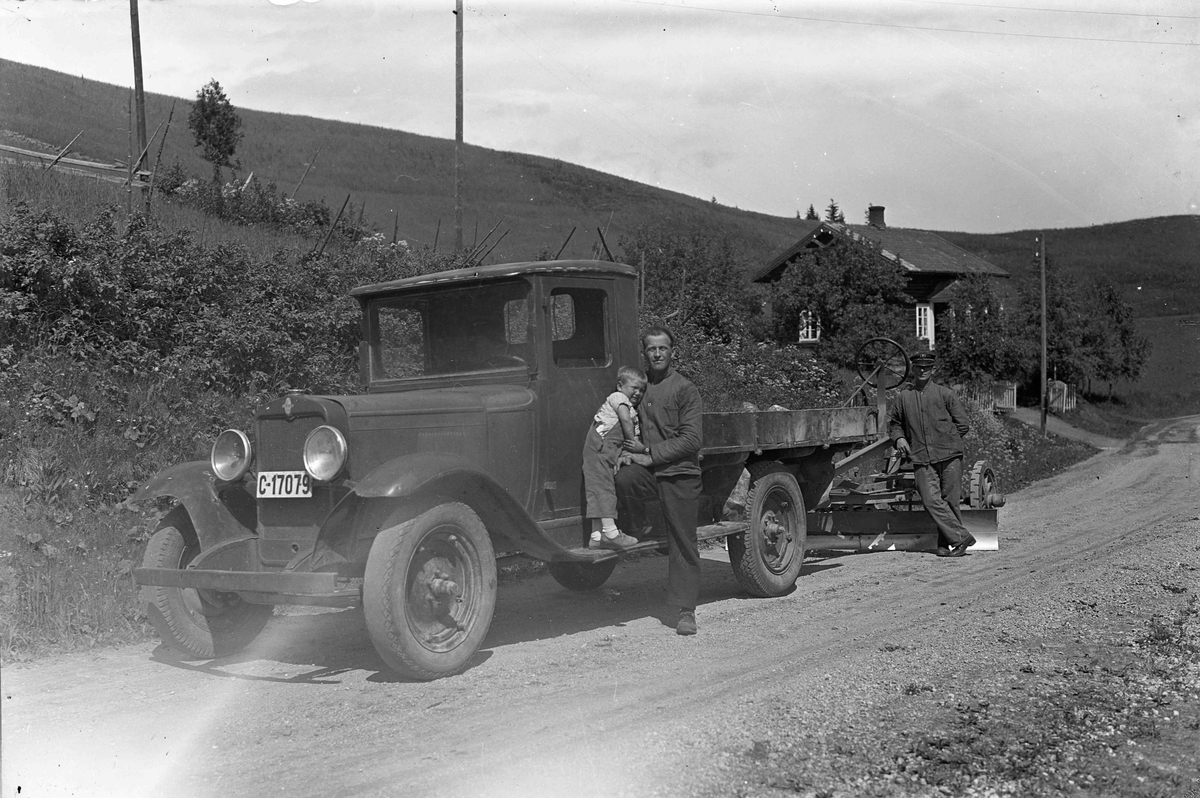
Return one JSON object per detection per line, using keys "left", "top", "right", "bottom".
{"left": 188, "top": 79, "right": 243, "bottom": 181}
{"left": 618, "top": 222, "right": 758, "bottom": 343}
{"left": 938, "top": 276, "right": 1035, "bottom": 386}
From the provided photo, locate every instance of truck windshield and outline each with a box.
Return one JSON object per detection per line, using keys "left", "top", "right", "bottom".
{"left": 369, "top": 279, "right": 532, "bottom": 380}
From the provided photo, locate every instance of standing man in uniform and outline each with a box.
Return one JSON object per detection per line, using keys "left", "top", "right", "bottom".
{"left": 615, "top": 325, "right": 704, "bottom": 635}
{"left": 887, "top": 351, "right": 977, "bottom": 557}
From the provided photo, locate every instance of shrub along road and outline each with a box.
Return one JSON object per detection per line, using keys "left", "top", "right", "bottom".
{"left": 4, "top": 417, "right": 1198, "bottom": 798}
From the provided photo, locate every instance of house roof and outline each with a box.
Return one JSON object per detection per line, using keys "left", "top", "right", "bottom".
{"left": 752, "top": 221, "right": 1008, "bottom": 283}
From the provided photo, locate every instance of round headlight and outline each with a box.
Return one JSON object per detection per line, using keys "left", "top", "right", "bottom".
{"left": 304, "top": 425, "right": 348, "bottom": 482}
{"left": 211, "top": 429, "right": 253, "bottom": 482}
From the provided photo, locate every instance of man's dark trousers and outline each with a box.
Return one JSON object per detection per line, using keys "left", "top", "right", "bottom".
{"left": 615, "top": 464, "right": 701, "bottom": 611}
{"left": 913, "top": 455, "right": 971, "bottom": 547}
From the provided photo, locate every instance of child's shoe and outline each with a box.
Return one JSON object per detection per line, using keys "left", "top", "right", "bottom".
{"left": 597, "top": 531, "right": 639, "bottom": 550}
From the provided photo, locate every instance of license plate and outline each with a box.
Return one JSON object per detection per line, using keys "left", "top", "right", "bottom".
{"left": 256, "top": 471, "right": 312, "bottom": 498}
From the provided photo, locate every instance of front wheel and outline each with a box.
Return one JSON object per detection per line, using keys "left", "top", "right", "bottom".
{"left": 142, "top": 525, "right": 272, "bottom": 658}
{"left": 728, "top": 462, "right": 807, "bottom": 597}
{"left": 364, "top": 502, "right": 498, "bottom": 680}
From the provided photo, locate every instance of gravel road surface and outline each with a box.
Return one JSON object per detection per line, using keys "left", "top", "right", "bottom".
{"left": 4, "top": 416, "right": 1198, "bottom": 798}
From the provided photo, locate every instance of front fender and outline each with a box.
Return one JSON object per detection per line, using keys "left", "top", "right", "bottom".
{"left": 131, "top": 461, "right": 257, "bottom": 552}
{"left": 317, "top": 452, "right": 582, "bottom": 564}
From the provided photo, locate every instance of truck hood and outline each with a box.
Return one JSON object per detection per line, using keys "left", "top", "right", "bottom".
{"left": 331, "top": 384, "right": 536, "bottom": 417}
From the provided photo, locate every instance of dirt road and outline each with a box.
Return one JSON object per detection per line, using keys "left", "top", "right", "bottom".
{"left": 5, "top": 417, "right": 1198, "bottom": 798}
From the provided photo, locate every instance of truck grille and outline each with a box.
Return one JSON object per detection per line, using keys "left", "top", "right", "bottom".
{"left": 255, "top": 414, "right": 332, "bottom": 567}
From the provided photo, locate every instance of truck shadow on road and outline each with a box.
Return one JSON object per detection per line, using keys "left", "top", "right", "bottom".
{"left": 147, "top": 555, "right": 844, "bottom": 683}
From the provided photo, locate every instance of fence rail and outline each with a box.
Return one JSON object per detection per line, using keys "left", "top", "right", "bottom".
{"left": 1, "top": 144, "right": 149, "bottom": 186}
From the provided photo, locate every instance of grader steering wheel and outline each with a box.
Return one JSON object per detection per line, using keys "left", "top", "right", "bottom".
{"left": 855, "top": 337, "right": 911, "bottom": 391}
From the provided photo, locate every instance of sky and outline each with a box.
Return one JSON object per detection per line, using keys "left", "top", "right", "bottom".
{"left": 4, "top": 0, "right": 1198, "bottom": 233}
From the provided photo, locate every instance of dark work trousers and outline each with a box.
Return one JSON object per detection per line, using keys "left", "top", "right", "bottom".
{"left": 913, "top": 456, "right": 972, "bottom": 547}
{"left": 614, "top": 464, "right": 701, "bottom": 611}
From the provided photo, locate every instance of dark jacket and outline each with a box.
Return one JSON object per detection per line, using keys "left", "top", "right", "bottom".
{"left": 887, "top": 380, "right": 970, "bottom": 465}
{"left": 638, "top": 369, "right": 703, "bottom": 478}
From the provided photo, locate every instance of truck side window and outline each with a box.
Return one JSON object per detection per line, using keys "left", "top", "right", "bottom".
{"left": 550, "top": 288, "right": 609, "bottom": 368}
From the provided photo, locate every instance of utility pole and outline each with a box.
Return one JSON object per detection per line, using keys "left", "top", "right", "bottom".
{"left": 129, "top": 0, "right": 150, "bottom": 212}
{"left": 454, "top": 0, "right": 464, "bottom": 252}
{"left": 1039, "top": 232, "right": 1048, "bottom": 438}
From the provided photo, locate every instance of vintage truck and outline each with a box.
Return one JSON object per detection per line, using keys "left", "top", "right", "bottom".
{"left": 133, "top": 260, "right": 1001, "bottom": 680}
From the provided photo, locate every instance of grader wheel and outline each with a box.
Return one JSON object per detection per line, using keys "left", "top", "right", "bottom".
{"left": 968, "top": 460, "right": 1004, "bottom": 509}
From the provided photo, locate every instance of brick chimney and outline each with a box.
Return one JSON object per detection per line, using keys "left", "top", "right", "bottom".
{"left": 868, "top": 205, "right": 886, "bottom": 228}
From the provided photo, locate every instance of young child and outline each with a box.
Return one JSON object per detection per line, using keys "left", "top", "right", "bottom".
{"left": 582, "top": 365, "right": 649, "bottom": 549}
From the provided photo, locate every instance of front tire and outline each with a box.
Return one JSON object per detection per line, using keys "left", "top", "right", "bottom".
{"left": 728, "top": 462, "right": 807, "bottom": 597}
{"left": 364, "top": 502, "right": 498, "bottom": 680}
{"left": 141, "top": 525, "right": 272, "bottom": 658}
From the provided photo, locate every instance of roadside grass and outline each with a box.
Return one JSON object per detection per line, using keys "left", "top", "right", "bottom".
{"left": 0, "top": 488, "right": 156, "bottom": 663}
{"left": 882, "top": 598, "right": 1200, "bottom": 797}
{"left": 717, "top": 593, "right": 1199, "bottom": 798}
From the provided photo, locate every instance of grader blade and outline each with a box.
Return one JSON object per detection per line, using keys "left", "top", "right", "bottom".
{"left": 805, "top": 508, "right": 1000, "bottom": 553}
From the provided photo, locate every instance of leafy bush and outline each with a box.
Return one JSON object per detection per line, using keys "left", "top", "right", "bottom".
{"left": 162, "top": 173, "right": 338, "bottom": 240}
{"left": 0, "top": 202, "right": 467, "bottom": 506}
{"left": 670, "top": 326, "right": 843, "bottom": 411}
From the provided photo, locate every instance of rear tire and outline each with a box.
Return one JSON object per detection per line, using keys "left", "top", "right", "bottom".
{"left": 364, "top": 502, "right": 497, "bottom": 680}
{"left": 728, "top": 462, "right": 806, "bottom": 597}
{"left": 142, "top": 525, "right": 272, "bottom": 658}
{"left": 548, "top": 559, "right": 618, "bottom": 591}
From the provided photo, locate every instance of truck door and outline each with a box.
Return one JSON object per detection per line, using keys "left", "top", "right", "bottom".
{"left": 537, "top": 278, "right": 617, "bottom": 522}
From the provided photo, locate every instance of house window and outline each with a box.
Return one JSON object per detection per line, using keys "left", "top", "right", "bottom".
{"left": 915, "top": 303, "right": 934, "bottom": 348}
{"left": 798, "top": 310, "right": 820, "bottom": 342}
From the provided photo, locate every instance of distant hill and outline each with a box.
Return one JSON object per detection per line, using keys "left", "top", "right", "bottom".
{"left": 940, "top": 217, "right": 1200, "bottom": 317}
{"left": 3, "top": 58, "right": 1196, "bottom": 316}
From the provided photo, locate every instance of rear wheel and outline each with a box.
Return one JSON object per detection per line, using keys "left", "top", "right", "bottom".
{"left": 728, "top": 462, "right": 807, "bottom": 597}
{"left": 142, "top": 525, "right": 272, "bottom": 658}
{"left": 364, "top": 502, "right": 497, "bottom": 680}
{"left": 548, "top": 559, "right": 618, "bottom": 591}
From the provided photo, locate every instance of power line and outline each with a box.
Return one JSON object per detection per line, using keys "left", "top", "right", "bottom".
{"left": 898, "top": 0, "right": 1200, "bottom": 21}
{"left": 613, "top": 0, "right": 1198, "bottom": 47}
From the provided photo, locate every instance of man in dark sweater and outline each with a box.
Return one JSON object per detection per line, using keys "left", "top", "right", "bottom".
{"left": 886, "top": 351, "right": 977, "bottom": 557}
{"left": 615, "top": 326, "right": 704, "bottom": 635}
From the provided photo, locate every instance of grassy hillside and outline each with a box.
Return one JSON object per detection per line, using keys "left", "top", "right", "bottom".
{"left": 4, "top": 58, "right": 1197, "bottom": 316}
{"left": 0, "top": 58, "right": 805, "bottom": 265}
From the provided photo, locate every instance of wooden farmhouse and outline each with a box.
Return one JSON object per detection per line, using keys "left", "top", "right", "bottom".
{"left": 751, "top": 206, "right": 1008, "bottom": 350}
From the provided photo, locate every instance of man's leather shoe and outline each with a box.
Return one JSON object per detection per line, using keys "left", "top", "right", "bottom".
{"left": 934, "top": 546, "right": 953, "bottom": 557}
{"left": 676, "top": 610, "right": 697, "bottom": 636}
{"left": 948, "top": 534, "right": 977, "bottom": 557}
